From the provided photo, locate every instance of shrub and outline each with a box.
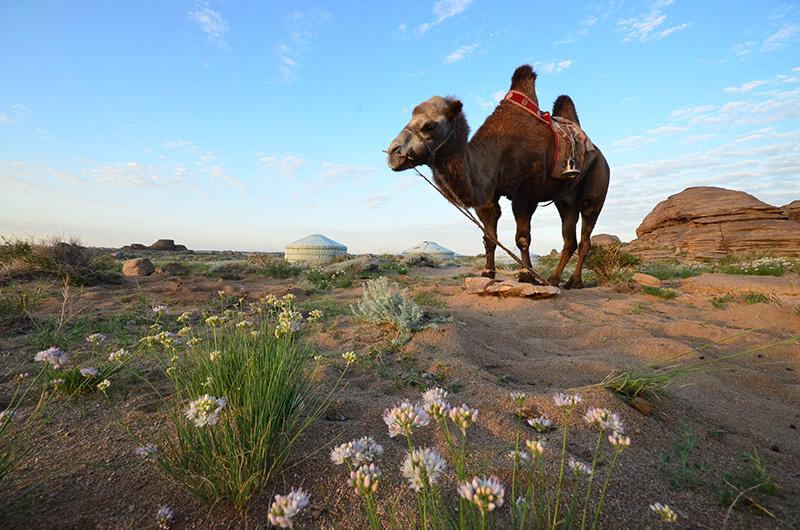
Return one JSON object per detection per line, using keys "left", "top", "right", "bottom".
{"left": 638, "top": 261, "right": 706, "bottom": 280}
{"left": 0, "top": 282, "right": 46, "bottom": 333}
{"left": 206, "top": 260, "right": 251, "bottom": 280}
{"left": 642, "top": 286, "right": 678, "bottom": 300}
{"left": 146, "top": 299, "right": 335, "bottom": 507}
{"left": 719, "top": 257, "right": 789, "bottom": 277}
{"left": 720, "top": 448, "right": 780, "bottom": 517}
{"left": 352, "top": 277, "right": 424, "bottom": 333}
{"left": 0, "top": 236, "right": 119, "bottom": 285}
{"left": 584, "top": 245, "right": 640, "bottom": 285}
{"left": 743, "top": 291, "right": 770, "bottom": 304}
{"left": 247, "top": 255, "right": 303, "bottom": 278}
{"left": 305, "top": 268, "right": 356, "bottom": 290}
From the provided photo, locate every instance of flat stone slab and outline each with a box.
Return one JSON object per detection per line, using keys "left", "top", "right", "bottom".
{"left": 465, "top": 277, "right": 560, "bottom": 298}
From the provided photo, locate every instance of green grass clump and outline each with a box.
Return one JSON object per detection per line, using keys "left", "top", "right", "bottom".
{"left": 352, "top": 276, "right": 424, "bottom": 333}
{"left": 659, "top": 423, "right": 708, "bottom": 490}
{"left": 711, "top": 294, "right": 734, "bottom": 309}
{"left": 305, "top": 268, "right": 356, "bottom": 289}
{"left": 584, "top": 244, "right": 640, "bottom": 285}
{"left": 150, "top": 309, "right": 334, "bottom": 507}
{"left": 638, "top": 261, "right": 706, "bottom": 280}
{"left": 297, "top": 297, "right": 350, "bottom": 321}
{"left": 719, "top": 256, "right": 788, "bottom": 277}
{"left": 642, "top": 285, "right": 679, "bottom": 300}
{"left": 0, "top": 236, "right": 120, "bottom": 285}
{"left": 247, "top": 255, "right": 303, "bottom": 278}
{"left": 743, "top": 291, "right": 770, "bottom": 304}
{"left": 720, "top": 449, "right": 780, "bottom": 518}
{"left": 413, "top": 291, "right": 447, "bottom": 309}
{"left": 630, "top": 302, "right": 649, "bottom": 315}
{"left": 0, "top": 282, "right": 46, "bottom": 333}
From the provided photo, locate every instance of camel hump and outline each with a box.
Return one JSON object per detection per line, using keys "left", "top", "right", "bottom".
{"left": 552, "top": 95, "right": 580, "bottom": 126}
{"left": 510, "top": 64, "right": 538, "bottom": 104}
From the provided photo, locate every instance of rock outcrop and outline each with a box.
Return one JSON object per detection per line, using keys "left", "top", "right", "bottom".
{"left": 626, "top": 187, "right": 800, "bottom": 260}
{"left": 150, "top": 239, "right": 176, "bottom": 251}
{"left": 590, "top": 233, "right": 622, "bottom": 246}
{"left": 122, "top": 258, "right": 155, "bottom": 277}
{"left": 465, "top": 277, "right": 560, "bottom": 298}
{"left": 784, "top": 200, "right": 800, "bottom": 222}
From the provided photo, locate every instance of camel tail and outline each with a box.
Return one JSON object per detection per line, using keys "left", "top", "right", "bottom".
{"left": 552, "top": 95, "right": 580, "bottom": 125}
{"left": 510, "top": 64, "right": 538, "bottom": 103}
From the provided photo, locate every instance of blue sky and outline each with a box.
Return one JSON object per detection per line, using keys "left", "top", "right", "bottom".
{"left": 1, "top": 0, "right": 799, "bottom": 254}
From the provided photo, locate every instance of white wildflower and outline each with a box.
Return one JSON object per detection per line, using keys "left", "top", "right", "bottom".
{"left": 204, "top": 315, "right": 222, "bottom": 327}
{"left": 383, "top": 401, "right": 429, "bottom": 438}
{"left": 155, "top": 505, "right": 173, "bottom": 529}
{"left": 508, "top": 449, "right": 530, "bottom": 463}
{"left": 80, "top": 367, "right": 99, "bottom": 377}
{"left": 152, "top": 305, "right": 168, "bottom": 315}
{"left": 176, "top": 311, "right": 192, "bottom": 323}
{"left": 448, "top": 404, "right": 478, "bottom": 435}
{"left": 553, "top": 392, "right": 582, "bottom": 408}
{"left": 650, "top": 502, "right": 678, "bottom": 523}
{"left": 568, "top": 457, "right": 591, "bottom": 478}
{"left": 236, "top": 319, "right": 253, "bottom": 328}
{"left": 209, "top": 350, "right": 221, "bottom": 362}
{"left": 527, "top": 415, "right": 553, "bottom": 432}
{"left": 608, "top": 431, "right": 631, "bottom": 450}
{"left": 584, "top": 407, "right": 624, "bottom": 432}
{"left": 348, "top": 463, "right": 381, "bottom": 495}
{"left": 510, "top": 391, "right": 527, "bottom": 406}
{"left": 422, "top": 387, "right": 448, "bottom": 404}
{"left": 525, "top": 439, "right": 546, "bottom": 457}
{"left": 457, "top": 476, "right": 505, "bottom": 513}
{"left": 177, "top": 326, "right": 192, "bottom": 337}
{"left": 85, "top": 333, "right": 106, "bottom": 345}
{"left": 108, "top": 348, "right": 129, "bottom": 362}
{"left": 34, "top": 347, "right": 70, "bottom": 369}
{"left": 400, "top": 447, "right": 447, "bottom": 491}
{"left": 342, "top": 351, "right": 357, "bottom": 365}
{"left": 268, "top": 487, "right": 310, "bottom": 528}
{"left": 97, "top": 379, "right": 111, "bottom": 392}
{"left": 185, "top": 394, "right": 227, "bottom": 427}
{"left": 135, "top": 444, "right": 159, "bottom": 461}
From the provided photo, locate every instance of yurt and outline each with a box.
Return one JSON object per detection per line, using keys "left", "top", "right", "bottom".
{"left": 402, "top": 241, "right": 455, "bottom": 261}
{"left": 494, "top": 251, "right": 540, "bottom": 268}
{"left": 284, "top": 234, "right": 347, "bottom": 266}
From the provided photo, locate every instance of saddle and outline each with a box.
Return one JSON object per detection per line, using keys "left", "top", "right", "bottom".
{"left": 502, "top": 90, "right": 594, "bottom": 180}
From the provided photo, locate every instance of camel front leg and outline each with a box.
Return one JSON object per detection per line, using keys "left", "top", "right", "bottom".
{"left": 565, "top": 202, "right": 602, "bottom": 289}
{"left": 512, "top": 203, "right": 539, "bottom": 284}
{"left": 476, "top": 200, "right": 501, "bottom": 279}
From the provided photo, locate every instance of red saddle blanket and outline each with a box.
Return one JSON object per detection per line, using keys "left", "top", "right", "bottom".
{"left": 502, "top": 90, "right": 594, "bottom": 179}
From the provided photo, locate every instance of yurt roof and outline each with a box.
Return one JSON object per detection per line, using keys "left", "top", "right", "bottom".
{"left": 285, "top": 234, "right": 347, "bottom": 250}
{"left": 403, "top": 241, "right": 454, "bottom": 255}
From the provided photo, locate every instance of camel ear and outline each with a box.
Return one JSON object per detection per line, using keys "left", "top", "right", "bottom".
{"left": 445, "top": 98, "right": 463, "bottom": 120}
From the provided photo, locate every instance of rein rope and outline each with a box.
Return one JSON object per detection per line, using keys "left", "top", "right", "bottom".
{"left": 403, "top": 132, "right": 548, "bottom": 285}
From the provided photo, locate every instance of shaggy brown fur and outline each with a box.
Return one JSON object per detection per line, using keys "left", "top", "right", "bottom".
{"left": 552, "top": 95, "right": 580, "bottom": 125}
{"left": 387, "top": 64, "right": 610, "bottom": 288}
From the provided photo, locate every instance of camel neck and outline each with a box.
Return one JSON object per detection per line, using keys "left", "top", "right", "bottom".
{"left": 431, "top": 132, "right": 493, "bottom": 208}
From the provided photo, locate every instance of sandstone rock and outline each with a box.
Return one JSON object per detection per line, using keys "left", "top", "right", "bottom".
{"left": 465, "top": 276, "right": 495, "bottom": 293}
{"left": 122, "top": 258, "right": 154, "bottom": 277}
{"left": 130, "top": 243, "right": 147, "bottom": 250}
{"left": 150, "top": 239, "right": 176, "bottom": 251}
{"left": 467, "top": 277, "right": 559, "bottom": 298}
{"left": 159, "top": 262, "right": 189, "bottom": 276}
{"left": 632, "top": 272, "right": 662, "bottom": 288}
{"left": 174, "top": 244, "right": 188, "bottom": 251}
{"left": 630, "top": 396, "right": 653, "bottom": 416}
{"left": 783, "top": 200, "right": 800, "bottom": 222}
{"left": 591, "top": 233, "right": 621, "bottom": 246}
{"left": 627, "top": 187, "right": 800, "bottom": 259}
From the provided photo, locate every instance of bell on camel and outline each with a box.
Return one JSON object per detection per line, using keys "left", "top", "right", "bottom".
{"left": 562, "top": 157, "right": 580, "bottom": 179}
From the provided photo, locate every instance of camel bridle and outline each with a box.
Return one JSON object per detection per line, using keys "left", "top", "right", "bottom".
{"left": 402, "top": 123, "right": 455, "bottom": 166}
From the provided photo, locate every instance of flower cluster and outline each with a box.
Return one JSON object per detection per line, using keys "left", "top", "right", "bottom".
{"left": 568, "top": 457, "right": 592, "bottom": 478}
{"left": 608, "top": 431, "right": 631, "bottom": 449}
{"left": 108, "top": 348, "right": 129, "bottom": 362}
{"left": 448, "top": 404, "right": 478, "bottom": 435}
{"left": 135, "top": 444, "right": 159, "bottom": 461}
{"left": 152, "top": 304, "right": 168, "bottom": 315}
{"left": 34, "top": 347, "right": 70, "bottom": 369}
{"left": 527, "top": 415, "right": 553, "bottom": 432}
{"left": 525, "top": 439, "right": 545, "bottom": 457}
{"left": 584, "top": 407, "right": 624, "bottom": 432}
{"left": 457, "top": 476, "right": 505, "bottom": 513}
{"left": 80, "top": 367, "right": 99, "bottom": 377}
{"left": 330, "top": 436, "right": 384, "bottom": 467}
{"left": 341, "top": 351, "right": 357, "bottom": 365}
{"left": 553, "top": 392, "right": 582, "bottom": 408}
{"left": 97, "top": 379, "right": 111, "bottom": 392}
{"left": 383, "top": 401, "right": 430, "bottom": 438}
{"left": 349, "top": 463, "right": 382, "bottom": 495}
{"left": 176, "top": 311, "right": 192, "bottom": 324}
{"left": 155, "top": 506, "right": 173, "bottom": 529}
{"left": 268, "top": 487, "right": 310, "bottom": 528}
{"left": 275, "top": 308, "right": 302, "bottom": 338}
{"left": 401, "top": 447, "right": 447, "bottom": 491}
{"left": 510, "top": 391, "right": 527, "bottom": 407}
{"left": 185, "top": 394, "right": 227, "bottom": 427}
{"left": 85, "top": 333, "right": 106, "bottom": 345}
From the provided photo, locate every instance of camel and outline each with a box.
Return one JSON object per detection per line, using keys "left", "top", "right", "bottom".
{"left": 386, "top": 64, "right": 610, "bottom": 288}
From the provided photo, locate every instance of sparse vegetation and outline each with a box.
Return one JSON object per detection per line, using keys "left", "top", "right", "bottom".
{"left": 642, "top": 285, "right": 679, "bottom": 299}
{"left": 0, "top": 236, "right": 120, "bottom": 285}
{"left": 584, "top": 244, "right": 640, "bottom": 285}
{"left": 352, "top": 276, "right": 425, "bottom": 334}
{"left": 659, "top": 423, "right": 708, "bottom": 490}
{"left": 720, "top": 448, "right": 780, "bottom": 519}
{"left": 413, "top": 290, "right": 447, "bottom": 309}
{"left": 743, "top": 291, "right": 770, "bottom": 304}
{"left": 247, "top": 255, "right": 303, "bottom": 277}
{"left": 630, "top": 302, "right": 649, "bottom": 315}
{"left": 637, "top": 260, "right": 706, "bottom": 280}
{"left": 711, "top": 294, "right": 734, "bottom": 309}
{"left": 719, "top": 256, "right": 790, "bottom": 277}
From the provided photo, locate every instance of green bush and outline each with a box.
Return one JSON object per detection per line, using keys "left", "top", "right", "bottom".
{"left": 638, "top": 261, "right": 706, "bottom": 280}
{"left": 352, "top": 276, "right": 424, "bottom": 332}
{"left": 585, "top": 245, "right": 640, "bottom": 285}
{"left": 0, "top": 236, "right": 119, "bottom": 285}
{"left": 642, "top": 286, "right": 678, "bottom": 300}
{"left": 247, "top": 255, "right": 303, "bottom": 278}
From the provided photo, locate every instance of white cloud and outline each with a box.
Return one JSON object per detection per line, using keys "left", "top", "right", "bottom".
{"left": 618, "top": 1, "right": 690, "bottom": 43}
{"left": 555, "top": 15, "right": 599, "bottom": 45}
{"left": 611, "top": 135, "right": 658, "bottom": 152}
{"left": 10, "top": 104, "right": 33, "bottom": 118}
{"left": 189, "top": 1, "right": 229, "bottom": 47}
{"left": 723, "top": 80, "right": 768, "bottom": 94}
{"left": 682, "top": 133, "right": 716, "bottom": 144}
{"left": 761, "top": 23, "right": 800, "bottom": 52}
{"left": 0, "top": 113, "right": 10, "bottom": 124}
{"left": 477, "top": 89, "right": 506, "bottom": 110}
{"left": 443, "top": 42, "right": 479, "bottom": 64}
{"left": 533, "top": 59, "right": 573, "bottom": 74}
{"left": 645, "top": 124, "right": 688, "bottom": 135}
{"left": 275, "top": 10, "right": 332, "bottom": 83}
{"left": 317, "top": 162, "right": 376, "bottom": 180}
{"left": 417, "top": 0, "right": 473, "bottom": 35}
{"left": 257, "top": 153, "right": 310, "bottom": 178}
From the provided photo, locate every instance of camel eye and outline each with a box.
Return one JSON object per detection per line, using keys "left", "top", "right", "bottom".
{"left": 421, "top": 121, "right": 437, "bottom": 132}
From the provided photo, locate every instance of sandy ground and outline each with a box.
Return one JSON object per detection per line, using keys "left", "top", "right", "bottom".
{"left": 1, "top": 267, "right": 798, "bottom": 529}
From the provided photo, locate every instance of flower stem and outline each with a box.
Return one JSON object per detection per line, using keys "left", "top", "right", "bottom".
{"left": 580, "top": 429, "right": 605, "bottom": 530}
{"left": 590, "top": 449, "right": 621, "bottom": 530}
{"left": 552, "top": 410, "right": 571, "bottom": 530}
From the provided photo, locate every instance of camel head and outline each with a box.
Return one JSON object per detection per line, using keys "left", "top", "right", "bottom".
{"left": 386, "top": 96, "right": 463, "bottom": 171}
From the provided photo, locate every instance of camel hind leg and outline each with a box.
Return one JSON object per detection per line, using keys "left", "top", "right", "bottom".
{"left": 547, "top": 201, "right": 579, "bottom": 287}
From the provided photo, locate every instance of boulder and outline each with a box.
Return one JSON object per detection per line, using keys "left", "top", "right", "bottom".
{"left": 466, "top": 277, "right": 560, "bottom": 298}
{"left": 122, "top": 258, "right": 154, "bottom": 277}
{"left": 626, "top": 187, "right": 800, "bottom": 259}
{"left": 631, "top": 272, "right": 662, "bottom": 288}
{"left": 130, "top": 243, "right": 147, "bottom": 250}
{"left": 783, "top": 200, "right": 800, "bottom": 222}
{"left": 591, "top": 233, "right": 621, "bottom": 246}
{"left": 150, "top": 239, "right": 176, "bottom": 251}
{"left": 174, "top": 244, "right": 188, "bottom": 251}
{"left": 159, "top": 262, "right": 189, "bottom": 276}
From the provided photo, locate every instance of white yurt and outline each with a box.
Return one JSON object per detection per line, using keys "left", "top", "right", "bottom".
{"left": 494, "top": 251, "right": 540, "bottom": 268}
{"left": 402, "top": 241, "right": 455, "bottom": 261}
{"left": 284, "top": 234, "right": 347, "bottom": 266}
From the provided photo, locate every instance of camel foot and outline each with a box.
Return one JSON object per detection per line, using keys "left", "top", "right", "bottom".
{"left": 517, "top": 269, "right": 535, "bottom": 284}
{"left": 481, "top": 269, "right": 496, "bottom": 279}
{"left": 563, "top": 277, "right": 584, "bottom": 289}
{"left": 547, "top": 275, "right": 561, "bottom": 287}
